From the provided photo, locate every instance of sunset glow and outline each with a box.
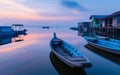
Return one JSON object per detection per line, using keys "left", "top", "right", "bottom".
{"left": 0, "top": 0, "right": 120, "bottom": 25}
{"left": 0, "top": 0, "right": 81, "bottom": 21}
{"left": 0, "top": 33, "right": 50, "bottom": 52}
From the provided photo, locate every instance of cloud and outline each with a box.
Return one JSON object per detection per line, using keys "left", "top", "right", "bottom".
{"left": 0, "top": 0, "right": 86, "bottom": 21}
{"left": 61, "top": 0, "right": 87, "bottom": 11}
{"left": 0, "top": 0, "right": 38, "bottom": 20}
{"left": 0, "top": 0, "right": 36, "bottom": 13}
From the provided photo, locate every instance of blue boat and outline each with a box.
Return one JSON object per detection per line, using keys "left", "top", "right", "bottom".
{"left": 50, "top": 33, "right": 91, "bottom": 68}
{"left": 0, "top": 29, "right": 27, "bottom": 38}
{"left": 49, "top": 52, "right": 86, "bottom": 75}
{"left": 84, "top": 36, "right": 120, "bottom": 55}
{"left": 0, "top": 24, "right": 27, "bottom": 38}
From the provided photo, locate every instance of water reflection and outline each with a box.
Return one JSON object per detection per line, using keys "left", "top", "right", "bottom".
{"left": 50, "top": 52, "right": 86, "bottom": 75}
{"left": 12, "top": 35, "right": 24, "bottom": 42}
{"left": 85, "top": 44, "right": 120, "bottom": 65}
{"left": 0, "top": 37, "right": 12, "bottom": 45}
{"left": 0, "top": 35, "right": 24, "bottom": 46}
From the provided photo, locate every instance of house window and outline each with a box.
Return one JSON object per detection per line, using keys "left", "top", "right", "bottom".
{"left": 117, "top": 15, "right": 120, "bottom": 24}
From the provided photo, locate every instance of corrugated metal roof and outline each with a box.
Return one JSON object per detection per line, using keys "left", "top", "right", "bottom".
{"left": 107, "top": 11, "right": 120, "bottom": 18}
{"left": 90, "top": 11, "right": 120, "bottom": 19}
{"left": 90, "top": 15, "right": 108, "bottom": 19}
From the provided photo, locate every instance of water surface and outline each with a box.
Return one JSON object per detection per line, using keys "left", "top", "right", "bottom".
{"left": 0, "top": 26, "right": 120, "bottom": 75}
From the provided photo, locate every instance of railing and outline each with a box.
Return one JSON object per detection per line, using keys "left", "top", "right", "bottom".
{"left": 104, "top": 24, "right": 120, "bottom": 29}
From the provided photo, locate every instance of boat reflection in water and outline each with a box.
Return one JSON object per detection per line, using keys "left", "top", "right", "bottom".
{"left": 0, "top": 35, "right": 25, "bottom": 45}
{"left": 12, "top": 35, "right": 24, "bottom": 42}
{"left": 50, "top": 52, "right": 86, "bottom": 75}
{"left": 85, "top": 44, "right": 120, "bottom": 65}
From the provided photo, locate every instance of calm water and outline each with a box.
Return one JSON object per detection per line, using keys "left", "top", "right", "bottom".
{"left": 0, "top": 26, "right": 120, "bottom": 75}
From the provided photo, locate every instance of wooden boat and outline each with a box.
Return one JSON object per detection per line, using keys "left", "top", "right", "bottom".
{"left": 49, "top": 52, "right": 86, "bottom": 75}
{"left": 50, "top": 33, "right": 91, "bottom": 68}
{"left": 85, "top": 44, "right": 120, "bottom": 65}
{"left": 84, "top": 36, "right": 120, "bottom": 55}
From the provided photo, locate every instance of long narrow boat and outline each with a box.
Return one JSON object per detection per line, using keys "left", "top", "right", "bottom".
{"left": 49, "top": 52, "right": 86, "bottom": 75}
{"left": 84, "top": 36, "right": 120, "bottom": 55}
{"left": 50, "top": 33, "right": 91, "bottom": 68}
{"left": 85, "top": 44, "right": 120, "bottom": 65}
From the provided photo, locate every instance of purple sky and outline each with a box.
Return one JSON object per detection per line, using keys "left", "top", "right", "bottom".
{"left": 0, "top": 0, "right": 120, "bottom": 26}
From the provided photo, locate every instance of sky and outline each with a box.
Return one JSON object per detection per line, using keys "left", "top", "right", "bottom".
{"left": 0, "top": 0, "right": 120, "bottom": 26}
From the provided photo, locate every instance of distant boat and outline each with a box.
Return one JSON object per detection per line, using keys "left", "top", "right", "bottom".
{"left": 0, "top": 29, "right": 27, "bottom": 38}
{"left": 70, "top": 27, "right": 78, "bottom": 31}
{"left": 50, "top": 33, "right": 91, "bottom": 68}
{"left": 42, "top": 26, "right": 49, "bottom": 29}
{"left": 84, "top": 36, "right": 120, "bottom": 55}
{"left": 0, "top": 24, "right": 27, "bottom": 38}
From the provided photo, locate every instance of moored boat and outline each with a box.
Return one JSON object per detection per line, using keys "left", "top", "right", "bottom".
{"left": 0, "top": 29, "right": 27, "bottom": 38}
{"left": 85, "top": 44, "right": 120, "bottom": 65}
{"left": 49, "top": 52, "right": 86, "bottom": 75}
{"left": 84, "top": 36, "right": 120, "bottom": 55}
{"left": 50, "top": 33, "right": 91, "bottom": 68}
{"left": 0, "top": 24, "right": 27, "bottom": 38}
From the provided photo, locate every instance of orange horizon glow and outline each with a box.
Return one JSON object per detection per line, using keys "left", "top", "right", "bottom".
{"left": 0, "top": 11, "right": 80, "bottom": 21}
{"left": 0, "top": 33, "right": 51, "bottom": 52}
{"left": 0, "top": 32, "right": 76, "bottom": 53}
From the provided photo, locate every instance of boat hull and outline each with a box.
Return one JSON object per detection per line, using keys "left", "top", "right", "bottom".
{"left": 50, "top": 36, "right": 91, "bottom": 68}
{"left": 51, "top": 49, "right": 78, "bottom": 68}
{"left": 51, "top": 46, "right": 91, "bottom": 68}
{"left": 49, "top": 52, "right": 87, "bottom": 75}
{"left": 0, "top": 30, "right": 27, "bottom": 38}
{"left": 87, "top": 40, "right": 120, "bottom": 55}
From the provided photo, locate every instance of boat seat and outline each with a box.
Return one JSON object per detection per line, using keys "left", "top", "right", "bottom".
{"left": 53, "top": 41, "right": 59, "bottom": 45}
{"left": 70, "top": 50, "right": 83, "bottom": 57}
{"left": 72, "top": 53, "right": 79, "bottom": 57}
{"left": 65, "top": 56, "right": 86, "bottom": 61}
{"left": 52, "top": 39, "right": 62, "bottom": 45}
{"left": 73, "top": 48, "right": 78, "bottom": 52}
{"left": 62, "top": 42, "right": 84, "bottom": 57}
